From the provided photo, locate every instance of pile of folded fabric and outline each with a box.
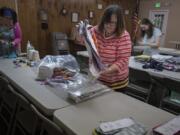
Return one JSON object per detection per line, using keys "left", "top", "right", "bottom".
{"left": 163, "top": 56, "right": 180, "bottom": 72}
{"left": 165, "top": 56, "right": 180, "bottom": 65}
{"left": 93, "top": 118, "right": 147, "bottom": 135}
{"left": 134, "top": 55, "right": 151, "bottom": 63}
{"left": 142, "top": 54, "right": 174, "bottom": 71}
{"left": 142, "top": 59, "right": 164, "bottom": 71}
{"left": 151, "top": 54, "right": 173, "bottom": 63}
{"left": 78, "top": 20, "right": 105, "bottom": 77}
{"left": 153, "top": 116, "right": 180, "bottom": 135}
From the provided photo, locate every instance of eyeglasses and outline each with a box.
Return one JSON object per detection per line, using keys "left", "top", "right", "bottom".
{"left": 105, "top": 21, "right": 117, "bottom": 26}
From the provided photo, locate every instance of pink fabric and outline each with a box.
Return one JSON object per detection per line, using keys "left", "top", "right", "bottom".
{"left": 13, "top": 22, "right": 22, "bottom": 49}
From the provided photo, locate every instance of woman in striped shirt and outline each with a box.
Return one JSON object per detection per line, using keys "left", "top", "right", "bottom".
{"left": 78, "top": 5, "right": 132, "bottom": 91}
{"left": 92, "top": 5, "right": 131, "bottom": 91}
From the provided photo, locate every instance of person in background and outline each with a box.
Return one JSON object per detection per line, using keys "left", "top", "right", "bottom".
{"left": 0, "top": 7, "right": 22, "bottom": 56}
{"left": 77, "top": 5, "right": 132, "bottom": 91}
{"left": 11, "top": 8, "right": 22, "bottom": 54}
{"left": 138, "top": 18, "right": 162, "bottom": 55}
{"left": 0, "top": 7, "right": 15, "bottom": 57}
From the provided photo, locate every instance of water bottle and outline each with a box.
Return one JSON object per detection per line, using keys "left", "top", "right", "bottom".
{"left": 26, "top": 40, "right": 34, "bottom": 59}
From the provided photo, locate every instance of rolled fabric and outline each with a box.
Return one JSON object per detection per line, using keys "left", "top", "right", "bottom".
{"left": 78, "top": 20, "right": 105, "bottom": 77}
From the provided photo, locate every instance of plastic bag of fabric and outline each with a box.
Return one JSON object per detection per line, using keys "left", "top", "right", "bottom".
{"left": 45, "top": 73, "right": 88, "bottom": 90}
{"left": 37, "top": 55, "right": 79, "bottom": 80}
{"left": 67, "top": 79, "right": 111, "bottom": 103}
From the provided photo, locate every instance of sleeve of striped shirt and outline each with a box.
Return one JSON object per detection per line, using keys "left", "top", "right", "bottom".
{"left": 114, "top": 32, "right": 132, "bottom": 72}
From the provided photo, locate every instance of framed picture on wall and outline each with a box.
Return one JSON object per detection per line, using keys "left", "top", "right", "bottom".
{"left": 97, "top": 3, "right": 103, "bottom": 9}
{"left": 88, "top": 11, "right": 94, "bottom": 19}
{"left": 71, "top": 12, "right": 79, "bottom": 23}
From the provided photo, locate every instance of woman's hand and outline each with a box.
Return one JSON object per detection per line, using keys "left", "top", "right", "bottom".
{"left": 100, "top": 64, "right": 119, "bottom": 75}
{"left": 99, "top": 68, "right": 110, "bottom": 76}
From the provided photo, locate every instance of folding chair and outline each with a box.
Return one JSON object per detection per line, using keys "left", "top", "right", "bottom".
{"left": 0, "top": 84, "right": 18, "bottom": 135}
{"left": 30, "top": 104, "right": 64, "bottom": 135}
{"left": 0, "top": 76, "right": 9, "bottom": 105}
{"left": 11, "top": 92, "right": 38, "bottom": 135}
{"left": 125, "top": 68, "right": 153, "bottom": 103}
{"left": 160, "top": 78, "right": 180, "bottom": 115}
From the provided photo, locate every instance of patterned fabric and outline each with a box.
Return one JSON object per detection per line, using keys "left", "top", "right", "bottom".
{"left": 90, "top": 26, "right": 132, "bottom": 90}
{"left": 0, "top": 26, "right": 15, "bottom": 56}
{"left": 0, "top": 26, "right": 14, "bottom": 41}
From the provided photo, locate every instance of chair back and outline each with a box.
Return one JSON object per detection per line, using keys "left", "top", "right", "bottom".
{"left": 0, "top": 84, "right": 19, "bottom": 135}
{"left": 0, "top": 76, "right": 9, "bottom": 91}
{"left": 163, "top": 78, "right": 180, "bottom": 93}
{"left": 129, "top": 68, "right": 151, "bottom": 88}
{"left": 160, "top": 77, "right": 180, "bottom": 115}
{"left": 10, "top": 89, "right": 38, "bottom": 135}
{"left": 30, "top": 104, "right": 64, "bottom": 135}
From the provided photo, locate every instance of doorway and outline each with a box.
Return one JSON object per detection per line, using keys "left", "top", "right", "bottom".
{"left": 149, "top": 10, "right": 169, "bottom": 47}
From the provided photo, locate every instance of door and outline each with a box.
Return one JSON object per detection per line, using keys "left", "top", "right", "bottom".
{"left": 149, "top": 10, "right": 169, "bottom": 47}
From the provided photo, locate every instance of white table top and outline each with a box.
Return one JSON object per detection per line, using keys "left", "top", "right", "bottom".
{"left": 53, "top": 92, "right": 175, "bottom": 135}
{"left": 0, "top": 58, "right": 70, "bottom": 116}
{"left": 129, "top": 57, "right": 180, "bottom": 81}
{"left": 133, "top": 46, "right": 180, "bottom": 56}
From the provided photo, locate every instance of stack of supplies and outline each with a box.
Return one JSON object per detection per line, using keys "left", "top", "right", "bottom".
{"left": 68, "top": 81, "right": 110, "bottom": 103}
{"left": 134, "top": 55, "right": 151, "bottom": 63}
{"left": 163, "top": 56, "right": 180, "bottom": 72}
{"left": 93, "top": 118, "right": 147, "bottom": 135}
{"left": 151, "top": 54, "right": 173, "bottom": 63}
{"left": 153, "top": 116, "right": 180, "bottom": 135}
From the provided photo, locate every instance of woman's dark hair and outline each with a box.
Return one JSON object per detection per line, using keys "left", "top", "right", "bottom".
{"left": 0, "top": 7, "right": 17, "bottom": 24}
{"left": 98, "top": 4, "right": 125, "bottom": 36}
{"left": 11, "top": 9, "right": 17, "bottom": 24}
{"left": 0, "top": 7, "right": 7, "bottom": 17}
{"left": 141, "top": 18, "right": 154, "bottom": 38}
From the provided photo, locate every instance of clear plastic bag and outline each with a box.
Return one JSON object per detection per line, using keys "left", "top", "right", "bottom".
{"left": 38, "top": 55, "right": 110, "bottom": 103}
{"left": 45, "top": 73, "right": 89, "bottom": 90}
{"left": 37, "top": 55, "right": 79, "bottom": 80}
{"left": 67, "top": 79, "right": 111, "bottom": 103}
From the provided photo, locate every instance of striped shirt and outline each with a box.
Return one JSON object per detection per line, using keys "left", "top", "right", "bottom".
{"left": 91, "top": 26, "right": 132, "bottom": 90}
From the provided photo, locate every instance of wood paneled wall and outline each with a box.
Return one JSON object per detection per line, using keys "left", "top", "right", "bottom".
{"left": 0, "top": 0, "right": 16, "bottom": 9}
{"left": 0, "top": 0, "right": 136, "bottom": 57}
